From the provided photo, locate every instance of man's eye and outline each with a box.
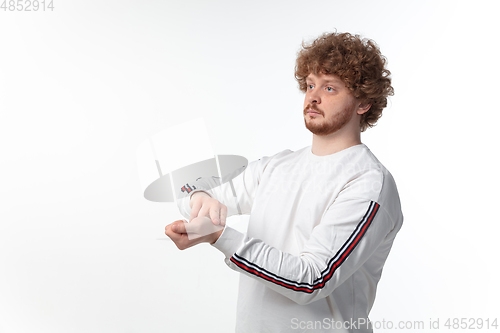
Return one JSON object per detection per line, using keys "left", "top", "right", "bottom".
{"left": 326, "top": 87, "right": 334, "bottom": 92}
{"left": 308, "top": 84, "right": 314, "bottom": 90}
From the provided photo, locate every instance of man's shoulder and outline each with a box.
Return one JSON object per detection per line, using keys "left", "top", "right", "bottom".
{"left": 349, "top": 146, "right": 401, "bottom": 215}
{"left": 342, "top": 144, "right": 391, "bottom": 176}
{"left": 334, "top": 145, "right": 401, "bottom": 199}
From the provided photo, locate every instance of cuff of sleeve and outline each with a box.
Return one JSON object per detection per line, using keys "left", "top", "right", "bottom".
{"left": 189, "top": 190, "right": 212, "bottom": 199}
{"left": 211, "top": 226, "right": 245, "bottom": 259}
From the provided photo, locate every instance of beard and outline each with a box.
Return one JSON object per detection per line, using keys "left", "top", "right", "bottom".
{"left": 303, "top": 101, "right": 355, "bottom": 136}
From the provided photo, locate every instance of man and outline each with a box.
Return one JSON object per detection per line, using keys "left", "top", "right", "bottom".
{"left": 166, "top": 31, "right": 403, "bottom": 332}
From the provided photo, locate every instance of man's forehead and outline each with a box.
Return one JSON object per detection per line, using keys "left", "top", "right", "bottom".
{"left": 306, "top": 73, "right": 343, "bottom": 84}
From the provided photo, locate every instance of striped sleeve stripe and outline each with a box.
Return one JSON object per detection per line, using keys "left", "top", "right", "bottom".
{"left": 229, "top": 201, "right": 380, "bottom": 293}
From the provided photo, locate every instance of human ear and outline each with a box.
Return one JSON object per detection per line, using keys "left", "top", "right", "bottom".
{"left": 356, "top": 104, "right": 371, "bottom": 115}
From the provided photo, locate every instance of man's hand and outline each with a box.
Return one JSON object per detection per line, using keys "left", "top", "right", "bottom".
{"left": 165, "top": 217, "right": 224, "bottom": 250}
{"left": 190, "top": 191, "right": 227, "bottom": 226}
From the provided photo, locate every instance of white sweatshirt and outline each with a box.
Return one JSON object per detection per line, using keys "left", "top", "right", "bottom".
{"left": 177, "top": 144, "right": 403, "bottom": 332}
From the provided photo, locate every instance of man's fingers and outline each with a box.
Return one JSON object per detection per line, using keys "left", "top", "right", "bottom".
{"left": 165, "top": 221, "right": 196, "bottom": 250}
{"left": 209, "top": 206, "right": 221, "bottom": 225}
{"left": 220, "top": 205, "right": 227, "bottom": 226}
{"left": 165, "top": 217, "right": 223, "bottom": 250}
{"left": 189, "top": 195, "right": 227, "bottom": 225}
{"left": 197, "top": 205, "right": 209, "bottom": 220}
{"left": 189, "top": 200, "right": 202, "bottom": 221}
{"left": 186, "top": 217, "right": 223, "bottom": 240}
{"left": 165, "top": 220, "right": 185, "bottom": 233}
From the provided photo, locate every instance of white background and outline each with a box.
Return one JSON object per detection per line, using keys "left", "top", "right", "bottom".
{"left": 1, "top": 1, "right": 499, "bottom": 332}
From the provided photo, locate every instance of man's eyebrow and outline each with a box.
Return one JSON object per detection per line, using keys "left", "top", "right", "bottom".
{"left": 323, "top": 79, "right": 342, "bottom": 85}
{"left": 306, "top": 76, "right": 342, "bottom": 85}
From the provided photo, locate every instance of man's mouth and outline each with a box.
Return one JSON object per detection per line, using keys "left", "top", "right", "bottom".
{"left": 307, "top": 110, "right": 321, "bottom": 115}
{"left": 304, "top": 104, "right": 323, "bottom": 116}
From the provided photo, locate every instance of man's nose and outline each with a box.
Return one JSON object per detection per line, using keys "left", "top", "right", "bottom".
{"left": 308, "top": 91, "right": 321, "bottom": 104}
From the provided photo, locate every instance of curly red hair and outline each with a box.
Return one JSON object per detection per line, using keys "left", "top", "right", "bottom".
{"left": 295, "top": 32, "right": 394, "bottom": 131}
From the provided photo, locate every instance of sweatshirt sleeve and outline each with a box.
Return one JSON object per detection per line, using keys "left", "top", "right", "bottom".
{"left": 211, "top": 169, "right": 401, "bottom": 305}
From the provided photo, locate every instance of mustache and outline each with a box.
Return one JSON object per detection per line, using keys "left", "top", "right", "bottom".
{"left": 303, "top": 104, "right": 324, "bottom": 116}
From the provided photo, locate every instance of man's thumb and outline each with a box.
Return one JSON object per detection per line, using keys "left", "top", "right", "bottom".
{"left": 171, "top": 220, "right": 187, "bottom": 233}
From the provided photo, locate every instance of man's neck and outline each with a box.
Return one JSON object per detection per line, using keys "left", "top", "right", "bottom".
{"left": 311, "top": 131, "right": 362, "bottom": 156}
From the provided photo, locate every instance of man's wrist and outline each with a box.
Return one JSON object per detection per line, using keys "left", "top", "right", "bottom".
{"left": 210, "top": 227, "right": 224, "bottom": 245}
{"left": 210, "top": 226, "right": 245, "bottom": 259}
